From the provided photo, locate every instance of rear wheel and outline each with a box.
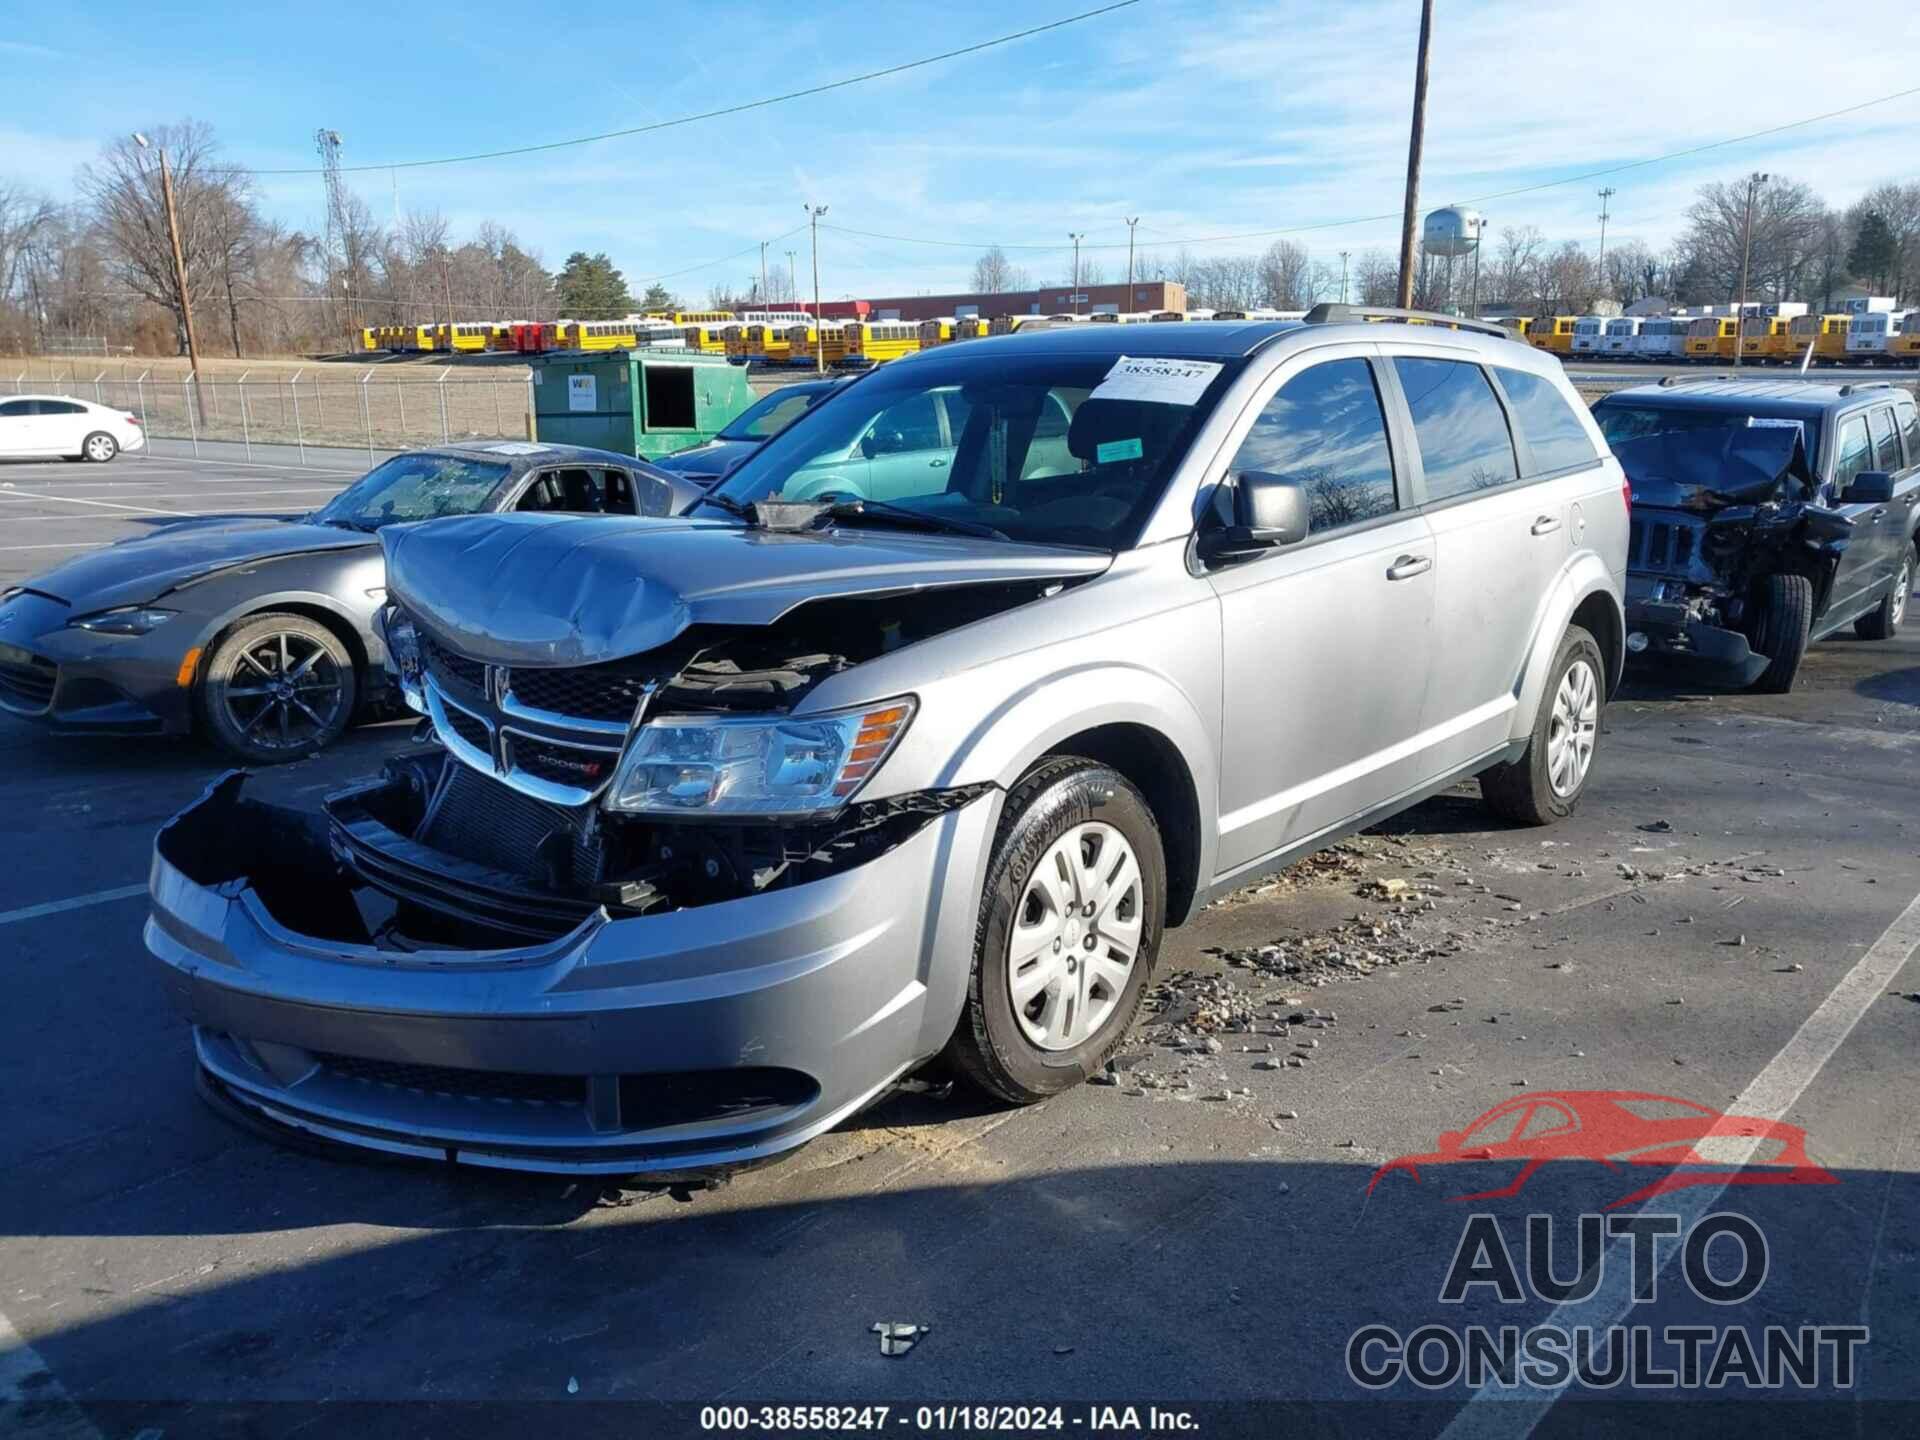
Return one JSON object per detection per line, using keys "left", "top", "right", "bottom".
{"left": 1746, "top": 573, "right": 1813, "bottom": 693}
{"left": 946, "top": 758, "right": 1164, "bottom": 1104}
{"left": 81, "top": 431, "right": 118, "bottom": 463}
{"left": 1480, "top": 626, "right": 1604, "bottom": 826}
{"left": 1855, "top": 545, "right": 1913, "bottom": 641}
{"left": 197, "top": 612, "right": 358, "bottom": 763}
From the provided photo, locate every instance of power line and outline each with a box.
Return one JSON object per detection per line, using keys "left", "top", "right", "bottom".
{"left": 820, "top": 82, "right": 1920, "bottom": 256}
{"left": 228, "top": 2, "right": 1141, "bottom": 176}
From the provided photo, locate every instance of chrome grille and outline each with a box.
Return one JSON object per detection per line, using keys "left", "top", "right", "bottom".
{"left": 421, "top": 634, "right": 485, "bottom": 692}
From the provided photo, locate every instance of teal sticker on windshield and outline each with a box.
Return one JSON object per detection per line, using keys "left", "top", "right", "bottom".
{"left": 1097, "top": 437, "right": 1144, "bottom": 463}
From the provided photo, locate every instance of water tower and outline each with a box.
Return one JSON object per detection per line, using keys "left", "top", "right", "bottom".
{"left": 1420, "top": 205, "right": 1485, "bottom": 316}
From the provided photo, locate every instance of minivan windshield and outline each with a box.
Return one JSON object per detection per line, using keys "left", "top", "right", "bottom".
{"left": 311, "top": 453, "right": 511, "bottom": 531}
{"left": 702, "top": 349, "right": 1242, "bottom": 550}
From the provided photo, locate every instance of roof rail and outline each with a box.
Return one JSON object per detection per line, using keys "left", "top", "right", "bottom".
{"left": 1837, "top": 380, "right": 1894, "bottom": 397}
{"left": 1300, "top": 303, "right": 1510, "bottom": 339}
{"left": 1657, "top": 374, "right": 1732, "bottom": 386}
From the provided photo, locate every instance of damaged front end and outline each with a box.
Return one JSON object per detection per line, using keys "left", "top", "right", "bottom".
{"left": 1618, "top": 426, "right": 1850, "bottom": 683}
{"left": 145, "top": 512, "right": 1104, "bottom": 1172}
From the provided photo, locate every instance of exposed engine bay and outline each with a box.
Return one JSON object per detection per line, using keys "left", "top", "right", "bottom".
{"left": 1617, "top": 425, "right": 1854, "bottom": 670}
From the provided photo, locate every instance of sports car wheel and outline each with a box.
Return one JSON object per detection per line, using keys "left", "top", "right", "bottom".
{"left": 197, "top": 613, "right": 358, "bottom": 763}
{"left": 82, "top": 431, "right": 119, "bottom": 462}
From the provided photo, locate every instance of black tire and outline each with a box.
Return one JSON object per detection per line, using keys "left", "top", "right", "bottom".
{"left": 1480, "top": 625, "right": 1605, "bottom": 826}
{"left": 1854, "top": 544, "right": 1913, "bottom": 641}
{"left": 196, "top": 612, "right": 358, "bottom": 763}
{"left": 1746, "top": 573, "right": 1814, "bottom": 693}
{"left": 80, "top": 431, "right": 118, "bottom": 463}
{"left": 945, "top": 757, "right": 1165, "bottom": 1105}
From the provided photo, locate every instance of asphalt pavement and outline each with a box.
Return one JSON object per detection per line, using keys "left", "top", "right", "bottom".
{"left": 1, "top": 452, "right": 1918, "bottom": 1438}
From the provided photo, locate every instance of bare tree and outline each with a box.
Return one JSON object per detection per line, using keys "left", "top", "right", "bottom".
{"left": 1353, "top": 250, "right": 1400, "bottom": 306}
{"left": 1491, "top": 225, "right": 1544, "bottom": 310}
{"left": 1851, "top": 181, "right": 1920, "bottom": 302}
{"left": 971, "top": 245, "right": 1030, "bottom": 293}
{"left": 1679, "top": 175, "right": 1827, "bottom": 302}
{"left": 1257, "top": 239, "right": 1312, "bottom": 309}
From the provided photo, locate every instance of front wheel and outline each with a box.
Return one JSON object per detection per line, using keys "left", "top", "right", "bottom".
{"left": 1746, "top": 573, "right": 1813, "bottom": 693}
{"left": 196, "top": 613, "right": 358, "bottom": 763}
{"left": 1855, "top": 545, "right": 1913, "bottom": 641}
{"left": 81, "top": 431, "right": 119, "bottom": 463}
{"left": 1480, "top": 625, "right": 1604, "bottom": 826}
{"left": 946, "top": 758, "right": 1165, "bottom": 1104}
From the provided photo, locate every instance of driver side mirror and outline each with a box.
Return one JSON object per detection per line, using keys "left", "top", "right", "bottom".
{"left": 861, "top": 430, "right": 909, "bottom": 459}
{"left": 1845, "top": 470, "right": 1894, "bottom": 504}
{"left": 1196, "top": 470, "right": 1312, "bottom": 563}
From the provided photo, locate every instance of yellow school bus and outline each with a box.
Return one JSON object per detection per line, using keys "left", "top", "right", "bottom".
{"left": 1528, "top": 316, "right": 1577, "bottom": 354}
{"left": 1684, "top": 317, "right": 1739, "bottom": 362}
{"left": 682, "top": 323, "right": 737, "bottom": 356}
{"left": 563, "top": 320, "right": 645, "bottom": 351}
{"left": 738, "top": 323, "right": 790, "bottom": 364}
{"left": 784, "top": 322, "right": 847, "bottom": 366}
{"left": 949, "top": 317, "right": 991, "bottom": 342}
{"left": 918, "top": 318, "right": 955, "bottom": 349}
{"left": 1507, "top": 317, "right": 1534, "bottom": 343}
{"left": 358, "top": 326, "right": 381, "bottom": 352}
{"left": 1892, "top": 313, "right": 1920, "bottom": 361}
{"left": 842, "top": 321, "right": 921, "bottom": 367}
{"left": 1738, "top": 316, "right": 1785, "bottom": 363}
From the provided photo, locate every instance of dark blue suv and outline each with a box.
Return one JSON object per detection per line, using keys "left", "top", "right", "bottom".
{"left": 1593, "top": 379, "right": 1920, "bottom": 690}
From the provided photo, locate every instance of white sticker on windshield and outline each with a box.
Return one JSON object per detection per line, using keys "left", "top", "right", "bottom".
{"left": 1747, "top": 418, "right": 1803, "bottom": 429}
{"left": 1089, "top": 355, "right": 1224, "bottom": 407}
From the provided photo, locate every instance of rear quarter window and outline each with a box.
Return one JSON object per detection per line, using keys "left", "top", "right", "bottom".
{"left": 1495, "top": 368, "right": 1598, "bottom": 474}
{"left": 1392, "top": 357, "right": 1518, "bottom": 502}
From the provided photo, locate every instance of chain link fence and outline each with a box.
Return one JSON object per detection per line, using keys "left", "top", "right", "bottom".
{"left": 0, "top": 366, "right": 535, "bottom": 463}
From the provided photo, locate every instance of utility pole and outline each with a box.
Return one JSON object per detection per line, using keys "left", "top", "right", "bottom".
{"left": 1395, "top": 0, "right": 1434, "bottom": 309}
{"left": 1734, "top": 171, "right": 1768, "bottom": 369}
{"left": 759, "top": 241, "right": 768, "bottom": 306}
{"left": 1339, "top": 250, "right": 1351, "bottom": 305}
{"left": 1069, "top": 233, "right": 1085, "bottom": 314}
{"left": 786, "top": 250, "right": 797, "bottom": 304}
{"left": 1469, "top": 215, "right": 1484, "bottom": 319}
{"left": 804, "top": 204, "right": 828, "bottom": 374}
{"left": 1595, "top": 187, "right": 1616, "bottom": 297}
{"left": 134, "top": 133, "right": 205, "bottom": 424}
{"left": 1125, "top": 217, "right": 1140, "bottom": 301}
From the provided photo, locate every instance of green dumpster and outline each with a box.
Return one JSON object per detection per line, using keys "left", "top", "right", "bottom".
{"left": 529, "top": 349, "right": 754, "bottom": 460}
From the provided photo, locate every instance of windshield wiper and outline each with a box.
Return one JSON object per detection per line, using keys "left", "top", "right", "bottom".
{"left": 314, "top": 515, "right": 375, "bottom": 533}
{"left": 808, "top": 494, "right": 1009, "bottom": 541}
{"left": 696, "top": 490, "right": 753, "bottom": 519}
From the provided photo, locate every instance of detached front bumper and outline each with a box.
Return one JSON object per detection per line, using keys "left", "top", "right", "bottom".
{"left": 146, "top": 770, "right": 997, "bottom": 1175}
{"left": 1624, "top": 583, "right": 1768, "bottom": 686}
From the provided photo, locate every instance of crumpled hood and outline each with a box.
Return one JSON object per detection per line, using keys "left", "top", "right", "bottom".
{"left": 1616, "top": 425, "right": 1813, "bottom": 513}
{"left": 382, "top": 512, "right": 1112, "bottom": 666}
{"left": 20, "top": 517, "right": 370, "bottom": 609}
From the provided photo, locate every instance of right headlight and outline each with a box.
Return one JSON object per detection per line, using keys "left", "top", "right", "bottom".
{"left": 604, "top": 698, "right": 915, "bottom": 816}
{"left": 377, "top": 603, "right": 424, "bottom": 713}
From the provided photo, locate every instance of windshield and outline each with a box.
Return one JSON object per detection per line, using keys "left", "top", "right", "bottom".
{"left": 311, "top": 453, "right": 512, "bottom": 530}
{"left": 717, "top": 386, "right": 828, "bottom": 442}
{"left": 1595, "top": 404, "right": 1823, "bottom": 474}
{"left": 704, "top": 349, "right": 1240, "bottom": 549}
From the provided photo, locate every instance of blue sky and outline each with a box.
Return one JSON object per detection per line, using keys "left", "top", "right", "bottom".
{"left": 3, "top": 0, "right": 1916, "bottom": 299}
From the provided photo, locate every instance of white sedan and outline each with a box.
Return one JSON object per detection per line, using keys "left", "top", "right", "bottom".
{"left": 0, "top": 394, "right": 146, "bottom": 462}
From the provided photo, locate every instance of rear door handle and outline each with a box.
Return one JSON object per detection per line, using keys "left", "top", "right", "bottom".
{"left": 1531, "top": 514, "right": 1562, "bottom": 535}
{"left": 1386, "top": 554, "right": 1432, "bottom": 581}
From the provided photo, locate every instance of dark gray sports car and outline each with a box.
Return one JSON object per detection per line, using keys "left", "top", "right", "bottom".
{"left": 0, "top": 442, "right": 693, "bottom": 762}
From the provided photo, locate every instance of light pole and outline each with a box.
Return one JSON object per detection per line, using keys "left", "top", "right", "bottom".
{"left": 1339, "top": 250, "right": 1351, "bottom": 305}
{"left": 1069, "top": 233, "right": 1086, "bottom": 314}
{"left": 1125, "top": 217, "right": 1140, "bottom": 303}
{"left": 1395, "top": 0, "right": 1435, "bottom": 308}
{"left": 1596, "top": 187, "right": 1615, "bottom": 296}
{"left": 134, "top": 132, "right": 205, "bottom": 422}
{"left": 1734, "top": 171, "right": 1768, "bottom": 369}
{"left": 804, "top": 204, "right": 828, "bottom": 374}
{"left": 786, "top": 250, "right": 797, "bottom": 303}
{"left": 1469, "top": 215, "right": 1484, "bottom": 320}
{"left": 759, "top": 241, "right": 768, "bottom": 307}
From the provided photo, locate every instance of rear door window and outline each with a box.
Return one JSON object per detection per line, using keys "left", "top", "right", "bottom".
{"left": 1392, "top": 357, "right": 1519, "bottom": 502}
{"left": 1494, "top": 368, "right": 1598, "bottom": 474}
{"left": 1900, "top": 404, "right": 1920, "bottom": 468}
{"left": 1227, "top": 357, "right": 1398, "bottom": 533}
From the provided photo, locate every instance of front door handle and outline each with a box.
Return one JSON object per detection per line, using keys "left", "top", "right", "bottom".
{"left": 1531, "top": 514, "right": 1562, "bottom": 535}
{"left": 928, "top": 458, "right": 948, "bottom": 469}
{"left": 1386, "top": 554, "right": 1432, "bottom": 581}
{"left": 1869, "top": 508, "right": 1886, "bottom": 522}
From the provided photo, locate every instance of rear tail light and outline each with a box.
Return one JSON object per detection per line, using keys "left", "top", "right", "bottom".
{"left": 1622, "top": 475, "right": 1632, "bottom": 510}
{"left": 125, "top": 413, "right": 142, "bottom": 425}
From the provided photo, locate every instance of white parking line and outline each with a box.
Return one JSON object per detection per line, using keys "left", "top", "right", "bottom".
{"left": 1440, "top": 884, "right": 1920, "bottom": 1437}
{"left": 0, "top": 883, "right": 148, "bottom": 927}
{"left": 2, "top": 488, "right": 341, "bottom": 503}
{"left": 0, "top": 490, "right": 188, "bottom": 517}
{"left": 0, "top": 541, "right": 108, "bottom": 553}
{"left": 134, "top": 452, "right": 366, "bottom": 476}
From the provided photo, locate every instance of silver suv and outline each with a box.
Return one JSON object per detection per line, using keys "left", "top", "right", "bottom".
{"left": 148, "top": 307, "right": 1628, "bottom": 1175}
